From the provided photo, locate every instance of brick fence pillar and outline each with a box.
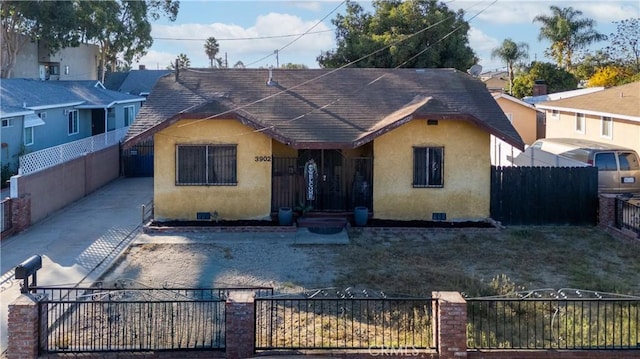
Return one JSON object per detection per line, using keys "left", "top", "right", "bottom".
{"left": 225, "top": 291, "right": 255, "bottom": 359}
{"left": 7, "top": 294, "right": 42, "bottom": 359}
{"left": 11, "top": 194, "right": 31, "bottom": 233}
{"left": 432, "top": 291, "right": 467, "bottom": 359}
{"left": 598, "top": 194, "right": 617, "bottom": 228}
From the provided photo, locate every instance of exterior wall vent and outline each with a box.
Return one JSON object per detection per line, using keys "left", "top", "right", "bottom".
{"left": 432, "top": 212, "right": 446, "bottom": 221}
{"left": 196, "top": 212, "right": 211, "bottom": 220}
{"left": 427, "top": 119, "right": 438, "bottom": 126}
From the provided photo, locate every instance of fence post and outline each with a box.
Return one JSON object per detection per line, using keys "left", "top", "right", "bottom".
{"left": 7, "top": 294, "right": 42, "bottom": 359}
{"left": 225, "top": 290, "right": 255, "bottom": 359}
{"left": 598, "top": 193, "right": 617, "bottom": 229}
{"left": 432, "top": 291, "right": 467, "bottom": 359}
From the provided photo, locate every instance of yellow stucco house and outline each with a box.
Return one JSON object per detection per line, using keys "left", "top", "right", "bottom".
{"left": 536, "top": 81, "right": 640, "bottom": 155}
{"left": 122, "top": 68, "right": 523, "bottom": 223}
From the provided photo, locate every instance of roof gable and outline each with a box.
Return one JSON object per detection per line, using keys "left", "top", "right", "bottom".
{"left": 123, "top": 68, "right": 524, "bottom": 150}
{"left": 536, "top": 81, "right": 639, "bottom": 120}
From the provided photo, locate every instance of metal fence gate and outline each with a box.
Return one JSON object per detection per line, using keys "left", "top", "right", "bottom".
{"left": 121, "top": 139, "right": 154, "bottom": 177}
{"left": 254, "top": 288, "right": 435, "bottom": 351}
{"left": 272, "top": 151, "right": 372, "bottom": 212}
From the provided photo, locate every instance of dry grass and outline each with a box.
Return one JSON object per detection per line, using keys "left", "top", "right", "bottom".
{"left": 336, "top": 226, "right": 640, "bottom": 297}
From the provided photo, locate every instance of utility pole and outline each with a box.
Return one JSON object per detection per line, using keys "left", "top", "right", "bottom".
{"left": 274, "top": 49, "right": 279, "bottom": 68}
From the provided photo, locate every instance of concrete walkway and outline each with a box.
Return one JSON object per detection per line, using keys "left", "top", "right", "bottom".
{"left": 0, "top": 176, "right": 153, "bottom": 354}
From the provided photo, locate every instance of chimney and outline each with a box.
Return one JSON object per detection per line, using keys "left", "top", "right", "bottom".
{"left": 533, "top": 80, "right": 547, "bottom": 96}
{"left": 138, "top": 64, "right": 146, "bottom": 70}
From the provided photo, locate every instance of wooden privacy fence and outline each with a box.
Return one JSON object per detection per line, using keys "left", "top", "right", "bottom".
{"left": 491, "top": 166, "right": 598, "bottom": 225}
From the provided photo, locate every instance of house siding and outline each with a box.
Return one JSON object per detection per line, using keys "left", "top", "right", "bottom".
{"left": 494, "top": 97, "right": 538, "bottom": 145}
{"left": 372, "top": 120, "right": 490, "bottom": 220}
{"left": 154, "top": 119, "right": 273, "bottom": 221}
{"left": 545, "top": 110, "right": 640, "bottom": 155}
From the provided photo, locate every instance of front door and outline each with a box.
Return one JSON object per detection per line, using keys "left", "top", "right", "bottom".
{"left": 91, "top": 109, "right": 105, "bottom": 135}
{"left": 272, "top": 150, "right": 373, "bottom": 212}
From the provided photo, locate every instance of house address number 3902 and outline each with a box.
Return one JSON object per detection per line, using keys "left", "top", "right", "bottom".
{"left": 255, "top": 156, "right": 272, "bottom": 162}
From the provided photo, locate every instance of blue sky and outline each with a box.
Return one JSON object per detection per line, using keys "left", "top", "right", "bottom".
{"left": 137, "top": 0, "right": 640, "bottom": 73}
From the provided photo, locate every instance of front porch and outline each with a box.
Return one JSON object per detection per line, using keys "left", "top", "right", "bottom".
{"left": 271, "top": 149, "right": 373, "bottom": 214}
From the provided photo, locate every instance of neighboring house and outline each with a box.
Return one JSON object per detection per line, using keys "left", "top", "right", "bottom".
{"left": 523, "top": 86, "right": 605, "bottom": 105}
{"left": 0, "top": 79, "right": 145, "bottom": 172}
{"left": 104, "top": 68, "right": 172, "bottom": 96}
{"left": 481, "top": 71, "right": 509, "bottom": 93}
{"left": 5, "top": 33, "right": 99, "bottom": 81}
{"left": 122, "top": 68, "right": 523, "bottom": 222}
{"left": 490, "top": 92, "right": 542, "bottom": 166}
{"left": 536, "top": 81, "right": 640, "bottom": 155}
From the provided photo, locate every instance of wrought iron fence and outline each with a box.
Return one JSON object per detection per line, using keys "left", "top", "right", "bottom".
{"left": 467, "top": 289, "right": 640, "bottom": 350}
{"left": 1, "top": 197, "right": 10, "bottom": 233}
{"left": 255, "top": 288, "right": 435, "bottom": 350}
{"left": 616, "top": 195, "right": 640, "bottom": 236}
{"left": 36, "top": 284, "right": 273, "bottom": 353}
{"left": 19, "top": 127, "right": 128, "bottom": 175}
{"left": 141, "top": 200, "right": 153, "bottom": 224}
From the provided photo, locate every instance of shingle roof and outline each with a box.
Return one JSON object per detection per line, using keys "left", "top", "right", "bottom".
{"left": 536, "top": 81, "right": 639, "bottom": 120}
{"left": 104, "top": 70, "right": 172, "bottom": 95}
{"left": 0, "top": 79, "right": 144, "bottom": 115}
{"left": 123, "top": 68, "right": 524, "bottom": 150}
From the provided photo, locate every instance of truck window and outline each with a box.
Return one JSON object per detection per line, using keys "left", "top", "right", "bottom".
{"left": 594, "top": 153, "right": 617, "bottom": 171}
{"left": 618, "top": 152, "right": 640, "bottom": 170}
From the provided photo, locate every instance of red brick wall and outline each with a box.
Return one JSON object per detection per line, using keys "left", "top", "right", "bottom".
{"left": 598, "top": 194, "right": 617, "bottom": 228}
{"left": 7, "top": 295, "right": 39, "bottom": 359}
{"left": 225, "top": 291, "right": 256, "bottom": 359}
{"left": 433, "top": 291, "right": 467, "bottom": 359}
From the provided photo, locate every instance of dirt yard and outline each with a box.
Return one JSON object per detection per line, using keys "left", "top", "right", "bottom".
{"left": 100, "top": 226, "right": 640, "bottom": 297}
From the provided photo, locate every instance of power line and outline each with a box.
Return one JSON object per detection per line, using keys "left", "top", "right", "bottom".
{"left": 244, "top": 0, "right": 346, "bottom": 68}
{"left": 153, "top": 29, "right": 335, "bottom": 42}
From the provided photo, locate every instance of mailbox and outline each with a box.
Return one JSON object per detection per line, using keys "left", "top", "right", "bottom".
{"left": 15, "top": 255, "right": 42, "bottom": 293}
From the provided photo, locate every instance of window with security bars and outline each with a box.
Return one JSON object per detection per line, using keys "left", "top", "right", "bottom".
{"left": 413, "top": 147, "right": 444, "bottom": 187}
{"left": 176, "top": 145, "right": 237, "bottom": 185}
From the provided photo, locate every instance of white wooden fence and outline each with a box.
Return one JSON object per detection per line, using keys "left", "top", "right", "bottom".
{"left": 19, "top": 127, "right": 128, "bottom": 175}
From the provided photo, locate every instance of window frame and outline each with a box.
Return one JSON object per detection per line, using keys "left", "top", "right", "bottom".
{"left": 1, "top": 118, "right": 13, "bottom": 128}
{"left": 412, "top": 146, "right": 444, "bottom": 188}
{"left": 68, "top": 110, "right": 79, "bottom": 135}
{"left": 175, "top": 144, "right": 238, "bottom": 186}
{"left": 24, "top": 126, "right": 34, "bottom": 146}
{"left": 575, "top": 113, "right": 585, "bottom": 134}
{"left": 600, "top": 116, "right": 612, "bottom": 139}
{"left": 123, "top": 105, "right": 135, "bottom": 127}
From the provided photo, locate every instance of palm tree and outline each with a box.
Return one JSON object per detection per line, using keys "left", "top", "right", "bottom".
{"left": 491, "top": 39, "right": 529, "bottom": 94}
{"left": 204, "top": 37, "right": 219, "bottom": 68}
{"left": 533, "top": 6, "right": 607, "bottom": 70}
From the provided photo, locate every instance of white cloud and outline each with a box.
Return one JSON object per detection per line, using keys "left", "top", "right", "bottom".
{"left": 460, "top": 1, "right": 637, "bottom": 25}
{"left": 139, "top": 12, "right": 335, "bottom": 68}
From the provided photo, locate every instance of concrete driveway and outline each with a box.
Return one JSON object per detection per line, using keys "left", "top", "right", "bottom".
{"left": 0, "top": 176, "right": 153, "bottom": 354}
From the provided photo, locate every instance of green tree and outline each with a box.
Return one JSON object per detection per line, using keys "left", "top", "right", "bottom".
{"left": 511, "top": 61, "right": 578, "bottom": 98}
{"left": 490, "top": 39, "right": 529, "bottom": 94}
{"left": 168, "top": 53, "right": 190, "bottom": 70}
{"left": 204, "top": 37, "right": 219, "bottom": 68}
{"left": 605, "top": 18, "right": 640, "bottom": 72}
{"left": 1, "top": 1, "right": 80, "bottom": 78}
{"left": 280, "top": 63, "right": 309, "bottom": 69}
{"left": 533, "top": 6, "right": 607, "bottom": 70}
{"left": 77, "top": 0, "right": 180, "bottom": 82}
{"left": 317, "top": 0, "right": 476, "bottom": 70}
{"left": 573, "top": 50, "right": 614, "bottom": 81}
{"left": 233, "top": 60, "right": 246, "bottom": 69}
